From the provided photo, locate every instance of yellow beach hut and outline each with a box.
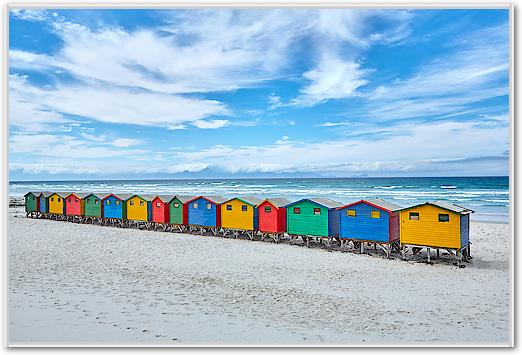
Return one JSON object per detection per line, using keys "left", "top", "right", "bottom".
{"left": 221, "top": 196, "right": 263, "bottom": 231}
{"left": 398, "top": 201, "right": 474, "bottom": 264}
{"left": 125, "top": 194, "right": 154, "bottom": 222}
{"left": 48, "top": 192, "right": 66, "bottom": 215}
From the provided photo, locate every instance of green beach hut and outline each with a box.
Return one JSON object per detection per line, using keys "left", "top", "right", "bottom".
{"left": 168, "top": 195, "right": 196, "bottom": 225}
{"left": 284, "top": 198, "right": 342, "bottom": 237}
{"left": 24, "top": 191, "right": 41, "bottom": 215}
{"left": 83, "top": 193, "right": 103, "bottom": 218}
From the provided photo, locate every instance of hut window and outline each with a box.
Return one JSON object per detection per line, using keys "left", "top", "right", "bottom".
{"left": 207, "top": 203, "right": 212, "bottom": 210}
{"left": 106, "top": 200, "right": 111, "bottom": 205}
{"left": 51, "top": 198, "right": 54, "bottom": 202}
{"left": 139, "top": 201, "right": 144, "bottom": 206}
{"left": 87, "top": 198, "right": 90, "bottom": 203}
{"left": 68, "top": 198, "right": 71, "bottom": 202}
{"left": 75, "top": 198, "right": 79, "bottom": 202}
{"left": 438, "top": 214, "right": 450, "bottom": 222}
{"left": 116, "top": 201, "right": 120, "bottom": 205}
{"left": 58, "top": 198, "right": 61, "bottom": 202}
{"left": 371, "top": 211, "right": 380, "bottom": 219}
{"left": 409, "top": 212, "right": 419, "bottom": 220}
{"left": 193, "top": 203, "right": 198, "bottom": 209}
{"left": 156, "top": 202, "right": 161, "bottom": 207}
{"left": 264, "top": 206, "right": 272, "bottom": 213}
{"left": 95, "top": 200, "right": 99, "bottom": 204}
{"left": 226, "top": 205, "right": 232, "bottom": 211}
{"left": 174, "top": 203, "right": 179, "bottom": 208}
{"left": 293, "top": 207, "right": 301, "bottom": 214}
{"left": 130, "top": 201, "right": 134, "bottom": 206}
{"left": 313, "top": 208, "right": 321, "bottom": 215}
{"left": 242, "top": 205, "right": 248, "bottom": 212}
{"left": 347, "top": 210, "right": 356, "bottom": 217}
{"left": 32, "top": 196, "right": 35, "bottom": 200}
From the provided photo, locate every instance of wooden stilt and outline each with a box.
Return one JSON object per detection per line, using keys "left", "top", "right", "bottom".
{"left": 436, "top": 249, "right": 440, "bottom": 259}
{"left": 427, "top": 247, "right": 431, "bottom": 264}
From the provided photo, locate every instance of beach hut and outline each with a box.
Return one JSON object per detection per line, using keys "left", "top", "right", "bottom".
{"left": 47, "top": 192, "right": 66, "bottom": 218}
{"left": 186, "top": 195, "right": 227, "bottom": 233}
{"left": 397, "top": 201, "right": 474, "bottom": 264}
{"left": 64, "top": 193, "right": 85, "bottom": 221}
{"left": 125, "top": 194, "right": 153, "bottom": 223}
{"left": 168, "top": 195, "right": 196, "bottom": 229}
{"left": 101, "top": 193, "right": 130, "bottom": 226}
{"left": 336, "top": 198, "right": 402, "bottom": 257}
{"left": 83, "top": 193, "right": 103, "bottom": 221}
{"left": 284, "top": 198, "right": 342, "bottom": 247}
{"left": 24, "top": 192, "right": 40, "bottom": 216}
{"left": 220, "top": 196, "right": 263, "bottom": 238}
{"left": 39, "top": 192, "right": 52, "bottom": 214}
{"left": 151, "top": 195, "right": 173, "bottom": 225}
{"left": 255, "top": 198, "right": 290, "bottom": 240}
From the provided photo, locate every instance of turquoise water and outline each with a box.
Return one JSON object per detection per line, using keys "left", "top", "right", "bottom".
{"left": 9, "top": 177, "right": 509, "bottom": 222}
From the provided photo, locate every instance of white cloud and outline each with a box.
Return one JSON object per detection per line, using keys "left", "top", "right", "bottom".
{"left": 170, "top": 119, "right": 508, "bottom": 174}
{"left": 111, "top": 138, "right": 142, "bottom": 148}
{"left": 9, "top": 74, "right": 228, "bottom": 129}
{"left": 192, "top": 119, "right": 230, "bottom": 129}
{"left": 319, "top": 122, "right": 350, "bottom": 127}
{"left": 290, "top": 54, "right": 369, "bottom": 107}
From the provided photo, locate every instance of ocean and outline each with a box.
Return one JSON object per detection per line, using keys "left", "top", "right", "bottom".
{"left": 9, "top": 176, "right": 509, "bottom": 223}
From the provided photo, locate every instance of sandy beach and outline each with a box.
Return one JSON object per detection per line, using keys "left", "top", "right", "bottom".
{"left": 7, "top": 205, "right": 511, "bottom": 346}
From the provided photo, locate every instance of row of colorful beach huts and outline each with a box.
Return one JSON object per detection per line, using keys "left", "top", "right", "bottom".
{"left": 24, "top": 191, "right": 473, "bottom": 265}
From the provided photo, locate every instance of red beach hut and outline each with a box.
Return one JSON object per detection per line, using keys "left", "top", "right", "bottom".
{"left": 65, "top": 192, "right": 84, "bottom": 216}
{"left": 151, "top": 195, "right": 172, "bottom": 224}
{"left": 256, "top": 197, "right": 290, "bottom": 233}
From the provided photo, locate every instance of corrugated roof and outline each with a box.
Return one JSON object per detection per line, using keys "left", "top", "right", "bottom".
{"left": 42, "top": 191, "right": 54, "bottom": 197}
{"left": 77, "top": 192, "right": 93, "bottom": 199}
{"left": 365, "top": 198, "right": 402, "bottom": 211}
{"left": 24, "top": 191, "right": 42, "bottom": 196}
{"left": 113, "top": 193, "right": 134, "bottom": 201}
{"left": 172, "top": 195, "right": 197, "bottom": 203}
{"left": 308, "top": 197, "right": 343, "bottom": 209}
{"left": 432, "top": 200, "right": 474, "bottom": 214}
{"left": 202, "top": 195, "right": 228, "bottom": 204}
{"left": 398, "top": 201, "right": 474, "bottom": 214}
{"left": 224, "top": 196, "right": 264, "bottom": 206}
{"left": 256, "top": 197, "right": 291, "bottom": 207}
{"left": 153, "top": 194, "right": 175, "bottom": 202}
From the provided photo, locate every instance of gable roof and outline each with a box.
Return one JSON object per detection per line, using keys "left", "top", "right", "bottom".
{"left": 169, "top": 195, "right": 197, "bottom": 203}
{"left": 152, "top": 194, "right": 175, "bottom": 203}
{"left": 337, "top": 198, "right": 402, "bottom": 212}
{"left": 113, "top": 193, "right": 134, "bottom": 201}
{"left": 100, "top": 193, "right": 124, "bottom": 201}
{"left": 42, "top": 191, "right": 54, "bottom": 198}
{"left": 51, "top": 192, "right": 70, "bottom": 198}
{"left": 83, "top": 192, "right": 103, "bottom": 199}
{"left": 397, "top": 201, "right": 474, "bottom": 214}
{"left": 24, "top": 191, "right": 43, "bottom": 197}
{"left": 223, "top": 196, "right": 264, "bottom": 207}
{"left": 77, "top": 192, "right": 93, "bottom": 199}
{"left": 186, "top": 195, "right": 228, "bottom": 205}
{"left": 256, "top": 197, "right": 291, "bottom": 208}
{"left": 284, "top": 197, "right": 342, "bottom": 209}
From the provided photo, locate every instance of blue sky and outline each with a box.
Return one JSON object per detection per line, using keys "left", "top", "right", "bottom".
{"left": 9, "top": 8, "right": 510, "bottom": 180}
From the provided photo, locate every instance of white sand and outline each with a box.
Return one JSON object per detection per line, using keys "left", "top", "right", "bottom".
{"left": 8, "top": 206, "right": 511, "bottom": 345}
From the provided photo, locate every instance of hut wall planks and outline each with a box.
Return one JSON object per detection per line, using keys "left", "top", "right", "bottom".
{"left": 221, "top": 198, "right": 256, "bottom": 231}
{"left": 399, "top": 204, "right": 461, "bottom": 249}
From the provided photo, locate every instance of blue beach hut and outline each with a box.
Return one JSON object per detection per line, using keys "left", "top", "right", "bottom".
{"left": 186, "top": 195, "right": 227, "bottom": 228}
{"left": 102, "top": 193, "right": 131, "bottom": 219}
{"left": 336, "top": 198, "right": 402, "bottom": 256}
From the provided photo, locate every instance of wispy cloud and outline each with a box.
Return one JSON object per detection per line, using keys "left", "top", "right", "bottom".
{"left": 192, "top": 119, "right": 230, "bottom": 129}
